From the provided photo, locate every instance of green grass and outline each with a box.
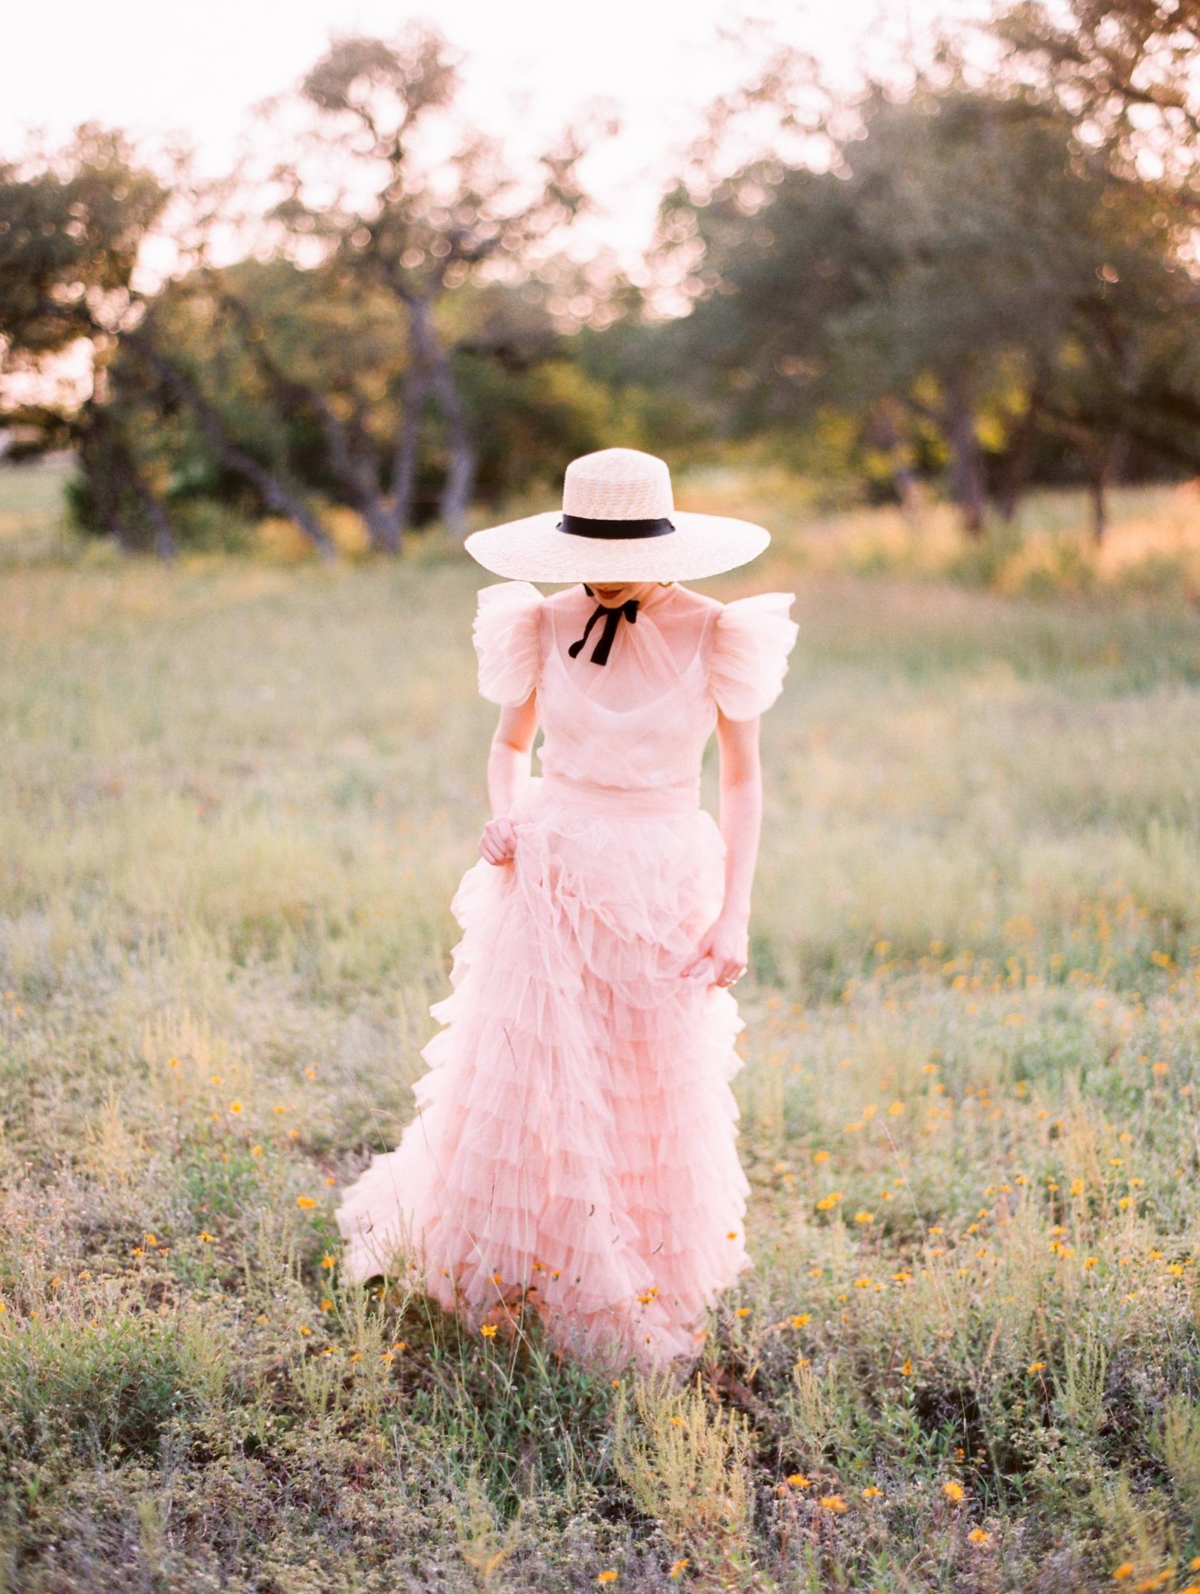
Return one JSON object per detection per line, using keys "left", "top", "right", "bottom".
{"left": 2, "top": 460, "right": 1200, "bottom": 1590}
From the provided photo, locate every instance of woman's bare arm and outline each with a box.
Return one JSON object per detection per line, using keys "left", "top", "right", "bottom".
{"left": 679, "top": 709, "right": 761, "bottom": 986}
{"left": 478, "top": 691, "right": 539, "bottom": 866}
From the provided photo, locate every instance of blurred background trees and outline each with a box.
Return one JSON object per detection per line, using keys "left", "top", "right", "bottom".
{"left": 1, "top": 8, "right": 1197, "bottom": 557}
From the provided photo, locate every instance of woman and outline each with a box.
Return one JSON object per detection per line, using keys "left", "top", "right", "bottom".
{"left": 335, "top": 447, "right": 799, "bottom": 1378}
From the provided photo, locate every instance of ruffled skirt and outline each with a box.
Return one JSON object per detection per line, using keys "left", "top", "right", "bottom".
{"left": 334, "top": 773, "right": 753, "bottom": 1377}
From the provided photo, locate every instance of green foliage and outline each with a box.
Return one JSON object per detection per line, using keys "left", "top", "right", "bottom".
{"left": 0, "top": 1301, "right": 228, "bottom": 1481}
{"left": 662, "top": 76, "right": 1198, "bottom": 528}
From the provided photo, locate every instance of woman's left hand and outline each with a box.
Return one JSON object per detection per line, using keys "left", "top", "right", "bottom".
{"left": 680, "top": 911, "right": 750, "bottom": 989}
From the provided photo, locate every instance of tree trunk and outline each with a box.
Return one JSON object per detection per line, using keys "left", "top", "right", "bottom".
{"left": 218, "top": 288, "right": 399, "bottom": 553}
{"left": 995, "top": 397, "right": 1042, "bottom": 524}
{"left": 123, "top": 456, "right": 177, "bottom": 560}
{"left": 128, "top": 333, "right": 336, "bottom": 560}
{"left": 944, "top": 378, "right": 987, "bottom": 538}
{"left": 79, "top": 402, "right": 176, "bottom": 558}
{"left": 77, "top": 410, "right": 132, "bottom": 549}
{"left": 404, "top": 295, "right": 476, "bottom": 538}
{"left": 430, "top": 357, "right": 476, "bottom": 538}
{"left": 865, "top": 402, "right": 922, "bottom": 512}
{"left": 1089, "top": 468, "right": 1107, "bottom": 544}
{"left": 391, "top": 363, "right": 431, "bottom": 536}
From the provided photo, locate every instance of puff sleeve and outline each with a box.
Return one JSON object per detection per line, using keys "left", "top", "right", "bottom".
{"left": 472, "top": 580, "right": 544, "bottom": 706}
{"left": 708, "top": 592, "right": 800, "bottom": 720}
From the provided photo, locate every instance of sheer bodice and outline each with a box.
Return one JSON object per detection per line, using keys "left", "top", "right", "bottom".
{"left": 473, "top": 580, "right": 799, "bottom": 798}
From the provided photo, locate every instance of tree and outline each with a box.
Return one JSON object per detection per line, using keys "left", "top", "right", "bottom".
{"left": 651, "top": 73, "right": 1199, "bottom": 535}
{"left": 993, "top": 0, "right": 1200, "bottom": 210}
{"left": 0, "top": 124, "right": 177, "bottom": 554}
{"left": 262, "top": 24, "right": 609, "bottom": 543}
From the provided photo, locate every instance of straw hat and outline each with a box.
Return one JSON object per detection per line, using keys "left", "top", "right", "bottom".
{"left": 463, "top": 447, "right": 771, "bottom": 581}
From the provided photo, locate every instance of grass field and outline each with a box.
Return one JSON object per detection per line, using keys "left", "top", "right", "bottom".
{"left": 3, "top": 460, "right": 1200, "bottom": 1591}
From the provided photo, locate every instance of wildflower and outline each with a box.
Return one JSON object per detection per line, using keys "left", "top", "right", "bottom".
{"left": 819, "top": 1494, "right": 848, "bottom": 1512}
{"left": 854, "top": 1211, "right": 874, "bottom": 1225}
{"left": 862, "top": 1485, "right": 883, "bottom": 1499}
{"left": 322, "top": 1253, "right": 336, "bottom": 1270}
{"left": 786, "top": 1474, "right": 810, "bottom": 1487}
{"left": 481, "top": 1324, "right": 497, "bottom": 1338}
{"left": 901, "top": 1358, "right": 913, "bottom": 1375}
{"left": 1111, "top": 1567, "right": 1135, "bottom": 1582}
{"left": 251, "top": 1145, "right": 263, "bottom": 1157}
{"left": 789, "top": 1313, "right": 811, "bottom": 1329}
{"left": 816, "top": 1192, "right": 843, "bottom": 1211}
{"left": 669, "top": 1560, "right": 689, "bottom": 1578}
{"left": 968, "top": 1527, "right": 991, "bottom": 1545}
{"left": 813, "top": 1149, "right": 830, "bottom": 1163}
{"left": 943, "top": 1480, "right": 965, "bottom": 1503}
{"left": 597, "top": 1572, "right": 619, "bottom": 1584}
{"left": 296, "top": 1196, "right": 316, "bottom": 1209}
{"left": 229, "top": 1101, "right": 243, "bottom": 1114}
{"left": 1028, "top": 1361, "right": 1046, "bottom": 1373}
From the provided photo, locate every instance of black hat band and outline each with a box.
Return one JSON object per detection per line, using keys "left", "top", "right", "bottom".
{"left": 556, "top": 514, "right": 676, "bottom": 540}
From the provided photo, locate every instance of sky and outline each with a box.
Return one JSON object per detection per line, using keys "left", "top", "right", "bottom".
{"left": 5, "top": 0, "right": 994, "bottom": 276}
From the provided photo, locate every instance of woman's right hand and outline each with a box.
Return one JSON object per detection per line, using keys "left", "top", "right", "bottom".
{"left": 478, "top": 816, "right": 518, "bottom": 867}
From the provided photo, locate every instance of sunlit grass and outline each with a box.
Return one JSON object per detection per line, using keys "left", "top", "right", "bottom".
{"left": 2, "top": 462, "right": 1200, "bottom": 1589}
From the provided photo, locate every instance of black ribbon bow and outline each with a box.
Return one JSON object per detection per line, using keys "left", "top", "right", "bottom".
{"left": 567, "top": 583, "right": 639, "bottom": 666}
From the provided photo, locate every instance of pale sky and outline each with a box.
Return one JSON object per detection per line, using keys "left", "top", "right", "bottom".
{"left": 5, "top": 0, "right": 994, "bottom": 275}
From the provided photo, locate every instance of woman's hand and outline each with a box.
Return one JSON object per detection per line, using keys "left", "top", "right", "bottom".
{"left": 680, "top": 910, "right": 750, "bottom": 989}
{"left": 478, "top": 816, "right": 518, "bottom": 867}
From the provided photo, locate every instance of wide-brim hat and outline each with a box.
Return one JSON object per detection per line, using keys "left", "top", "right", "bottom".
{"left": 463, "top": 447, "right": 771, "bottom": 581}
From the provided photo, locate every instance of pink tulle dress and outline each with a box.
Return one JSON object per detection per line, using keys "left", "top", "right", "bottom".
{"left": 335, "top": 578, "right": 799, "bottom": 1376}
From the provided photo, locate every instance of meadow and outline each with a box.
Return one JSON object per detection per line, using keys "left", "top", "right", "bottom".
{"left": 3, "top": 460, "right": 1200, "bottom": 1591}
